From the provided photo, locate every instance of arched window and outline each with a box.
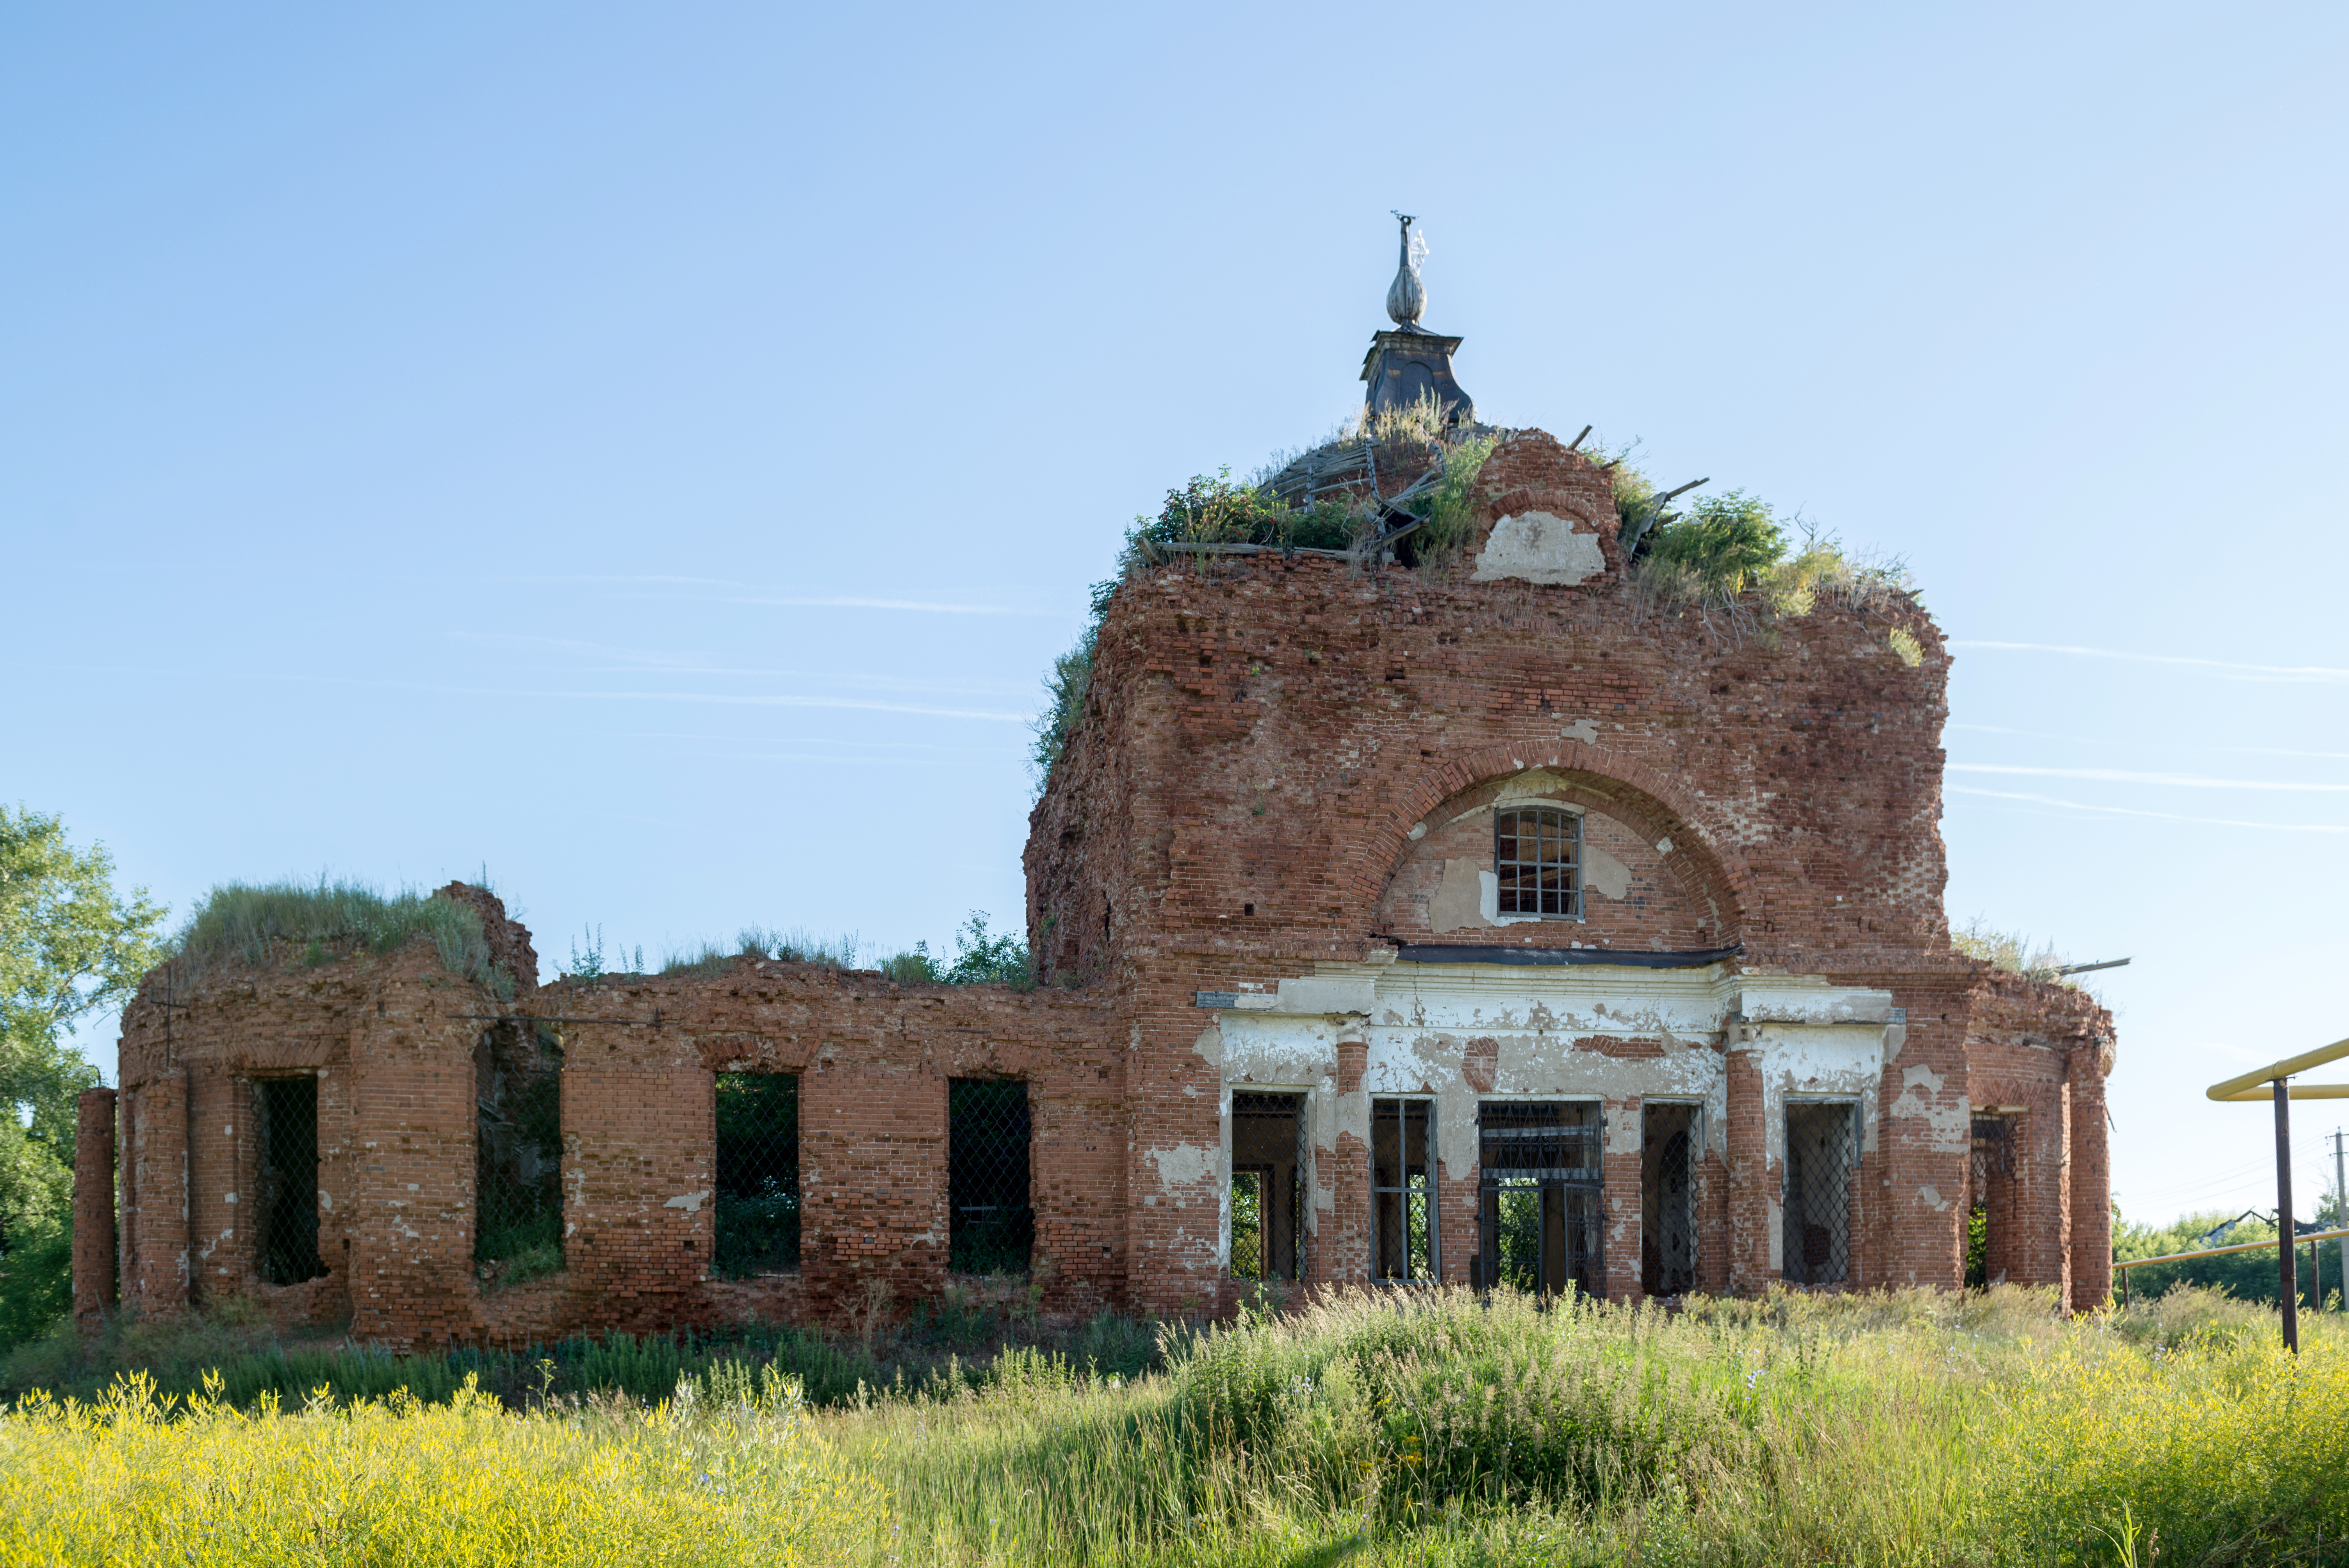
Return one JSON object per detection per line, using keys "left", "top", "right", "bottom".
{"left": 1495, "top": 807, "right": 1581, "bottom": 919}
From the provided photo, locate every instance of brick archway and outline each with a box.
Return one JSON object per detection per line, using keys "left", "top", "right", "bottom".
{"left": 1348, "top": 739, "right": 1758, "bottom": 944}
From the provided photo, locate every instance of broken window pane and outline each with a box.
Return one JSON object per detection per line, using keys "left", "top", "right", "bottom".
{"left": 1232, "top": 1090, "right": 1305, "bottom": 1281}
{"left": 475, "top": 1022, "right": 564, "bottom": 1283}
{"left": 1642, "top": 1103, "right": 1697, "bottom": 1296}
{"left": 254, "top": 1076, "right": 325, "bottom": 1286}
{"left": 1477, "top": 1100, "right": 1602, "bottom": 1298}
{"left": 949, "top": 1078, "right": 1032, "bottom": 1276}
{"left": 1494, "top": 807, "right": 1582, "bottom": 918}
{"left": 1783, "top": 1102, "right": 1856, "bottom": 1285}
{"left": 715, "top": 1072, "right": 800, "bottom": 1276}
{"left": 1371, "top": 1097, "right": 1435, "bottom": 1281}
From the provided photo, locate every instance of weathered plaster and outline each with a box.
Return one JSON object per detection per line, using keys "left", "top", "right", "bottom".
{"left": 1471, "top": 511, "right": 1606, "bottom": 585}
{"left": 1585, "top": 847, "right": 1631, "bottom": 900}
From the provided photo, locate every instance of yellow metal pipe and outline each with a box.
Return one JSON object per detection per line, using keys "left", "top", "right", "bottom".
{"left": 2210, "top": 1083, "right": 2349, "bottom": 1102}
{"left": 2115, "top": 1226, "right": 2349, "bottom": 1272}
{"left": 2206, "top": 1036, "right": 2349, "bottom": 1101}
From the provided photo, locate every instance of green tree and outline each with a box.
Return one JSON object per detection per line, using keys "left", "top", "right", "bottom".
{"left": 0, "top": 807, "right": 167, "bottom": 1347}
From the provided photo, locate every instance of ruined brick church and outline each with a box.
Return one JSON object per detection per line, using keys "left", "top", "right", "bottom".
{"left": 74, "top": 228, "right": 2117, "bottom": 1348}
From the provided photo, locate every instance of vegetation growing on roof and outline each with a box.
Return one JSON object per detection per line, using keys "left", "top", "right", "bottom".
{"left": 877, "top": 912, "right": 1032, "bottom": 989}
{"left": 1598, "top": 442, "right": 1918, "bottom": 623}
{"left": 1952, "top": 916, "right": 2076, "bottom": 986}
{"left": 647, "top": 915, "right": 1032, "bottom": 989}
{"left": 650, "top": 927, "right": 864, "bottom": 979}
{"left": 168, "top": 878, "right": 512, "bottom": 997}
{"left": 1031, "top": 419, "right": 1921, "bottom": 792}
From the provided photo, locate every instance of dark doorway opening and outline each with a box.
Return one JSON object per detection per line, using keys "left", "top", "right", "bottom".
{"left": 254, "top": 1076, "right": 326, "bottom": 1285}
{"left": 949, "top": 1078, "right": 1032, "bottom": 1276}
{"left": 1476, "top": 1100, "right": 1602, "bottom": 1298}
{"left": 1966, "top": 1114, "right": 2010, "bottom": 1288}
{"left": 1642, "top": 1103, "right": 1697, "bottom": 1296}
{"left": 474, "top": 1022, "right": 563, "bottom": 1283}
{"left": 1232, "top": 1091, "right": 1305, "bottom": 1281}
{"left": 715, "top": 1073, "right": 801, "bottom": 1275}
{"left": 1784, "top": 1102, "right": 1856, "bottom": 1285}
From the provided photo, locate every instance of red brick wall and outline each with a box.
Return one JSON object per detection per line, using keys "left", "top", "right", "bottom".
{"left": 92, "top": 426, "right": 2121, "bottom": 1333}
{"left": 72, "top": 1088, "right": 116, "bottom": 1324}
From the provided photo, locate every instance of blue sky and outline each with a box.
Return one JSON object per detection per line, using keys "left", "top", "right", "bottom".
{"left": 5, "top": 3, "right": 2345, "bottom": 1229}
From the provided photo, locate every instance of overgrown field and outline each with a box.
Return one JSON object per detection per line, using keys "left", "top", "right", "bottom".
{"left": 5, "top": 1284, "right": 2346, "bottom": 1566}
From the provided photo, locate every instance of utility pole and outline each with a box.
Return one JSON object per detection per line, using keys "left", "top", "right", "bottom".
{"left": 2334, "top": 1129, "right": 2347, "bottom": 1312}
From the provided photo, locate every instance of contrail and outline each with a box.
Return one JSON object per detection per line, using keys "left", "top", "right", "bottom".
{"left": 1949, "top": 763, "right": 2349, "bottom": 794}
{"left": 1948, "top": 785, "right": 2349, "bottom": 832}
{"left": 1950, "top": 640, "right": 2349, "bottom": 684}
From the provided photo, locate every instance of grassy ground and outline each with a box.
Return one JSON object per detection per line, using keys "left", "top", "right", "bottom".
{"left": 6, "top": 1283, "right": 2347, "bottom": 1566}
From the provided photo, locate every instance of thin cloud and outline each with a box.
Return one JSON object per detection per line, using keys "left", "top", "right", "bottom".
{"left": 458, "top": 574, "right": 1055, "bottom": 616}
{"left": 565, "top": 690, "right": 1034, "bottom": 723}
{"left": 1951, "top": 640, "right": 2349, "bottom": 684}
{"left": 1951, "top": 722, "right": 2349, "bottom": 764}
{"left": 1949, "top": 763, "right": 2349, "bottom": 794}
{"left": 720, "top": 595, "right": 1050, "bottom": 617}
{"left": 449, "top": 631, "right": 712, "bottom": 668}
{"left": 37, "top": 664, "right": 1036, "bottom": 724}
{"left": 1948, "top": 785, "right": 2349, "bottom": 832}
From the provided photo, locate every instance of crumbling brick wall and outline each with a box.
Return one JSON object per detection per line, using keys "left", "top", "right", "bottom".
{"left": 101, "top": 911, "right": 1122, "bottom": 1349}
{"left": 1023, "top": 426, "right": 2106, "bottom": 1313}
{"left": 82, "top": 425, "right": 2121, "bottom": 1337}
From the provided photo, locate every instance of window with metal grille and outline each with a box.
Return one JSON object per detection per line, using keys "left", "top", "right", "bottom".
{"left": 1966, "top": 1114, "right": 2010, "bottom": 1288}
{"left": 1371, "top": 1098, "right": 1436, "bottom": 1280}
{"left": 1495, "top": 807, "right": 1581, "bottom": 919}
{"left": 1476, "top": 1100, "right": 1602, "bottom": 1297}
{"left": 1783, "top": 1102, "right": 1856, "bottom": 1285}
{"left": 949, "top": 1078, "right": 1032, "bottom": 1276}
{"left": 1232, "top": 1091, "right": 1306, "bottom": 1281}
{"left": 475, "top": 1023, "right": 563, "bottom": 1279}
{"left": 253, "top": 1077, "right": 325, "bottom": 1286}
{"left": 715, "top": 1073, "right": 800, "bottom": 1276}
{"left": 1642, "top": 1103, "right": 1697, "bottom": 1296}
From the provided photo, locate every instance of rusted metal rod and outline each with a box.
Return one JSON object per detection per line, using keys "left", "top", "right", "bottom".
{"left": 2279, "top": 1078, "right": 2301, "bottom": 1353}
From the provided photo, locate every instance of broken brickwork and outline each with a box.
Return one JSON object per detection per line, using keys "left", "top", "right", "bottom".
{"left": 86, "top": 424, "right": 2116, "bottom": 1347}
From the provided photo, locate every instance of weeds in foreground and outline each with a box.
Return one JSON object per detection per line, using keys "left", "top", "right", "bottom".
{"left": 0, "top": 1370, "right": 880, "bottom": 1567}
{"left": 7, "top": 1283, "right": 2343, "bottom": 1566}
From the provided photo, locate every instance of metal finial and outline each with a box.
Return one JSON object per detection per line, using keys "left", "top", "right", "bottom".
{"left": 1385, "top": 210, "right": 1424, "bottom": 328}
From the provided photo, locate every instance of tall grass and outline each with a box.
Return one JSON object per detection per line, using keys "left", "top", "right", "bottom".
{"left": 8, "top": 1284, "right": 2344, "bottom": 1565}
{"left": 0, "top": 1371, "right": 881, "bottom": 1567}
{"left": 167, "top": 877, "right": 505, "bottom": 992}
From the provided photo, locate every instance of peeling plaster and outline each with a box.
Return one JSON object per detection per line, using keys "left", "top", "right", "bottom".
{"left": 1561, "top": 719, "right": 1599, "bottom": 743}
{"left": 1429, "top": 858, "right": 1488, "bottom": 933}
{"left": 1150, "top": 1143, "right": 1217, "bottom": 1203}
{"left": 663, "top": 1190, "right": 711, "bottom": 1213}
{"left": 1472, "top": 511, "right": 1606, "bottom": 585}
{"left": 1889, "top": 1063, "right": 1969, "bottom": 1151}
{"left": 1584, "top": 847, "right": 1631, "bottom": 900}
{"left": 1918, "top": 1185, "right": 1951, "bottom": 1212}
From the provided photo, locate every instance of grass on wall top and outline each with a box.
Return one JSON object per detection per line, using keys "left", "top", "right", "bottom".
{"left": 166, "top": 877, "right": 509, "bottom": 995}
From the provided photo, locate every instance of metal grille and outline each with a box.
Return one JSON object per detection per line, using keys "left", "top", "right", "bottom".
{"left": 474, "top": 1023, "right": 564, "bottom": 1274}
{"left": 1966, "top": 1115, "right": 2010, "bottom": 1288}
{"left": 1642, "top": 1103, "right": 1697, "bottom": 1296}
{"left": 949, "top": 1078, "right": 1032, "bottom": 1276}
{"left": 715, "top": 1073, "right": 800, "bottom": 1276}
{"left": 1495, "top": 807, "right": 1581, "bottom": 918}
{"left": 254, "top": 1077, "right": 325, "bottom": 1286}
{"left": 1477, "top": 1100, "right": 1602, "bottom": 1297}
{"left": 1233, "top": 1091, "right": 1305, "bottom": 1281}
{"left": 1784, "top": 1102, "right": 1855, "bottom": 1285}
{"left": 1371, "top": 1098, "right": 1437, "bottom": 1279}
